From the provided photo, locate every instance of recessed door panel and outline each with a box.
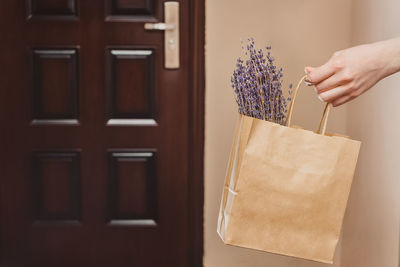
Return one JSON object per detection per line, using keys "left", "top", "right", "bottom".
{"left": 108, "top": 150, "right": 157, "bottom": 226}
{"left": 107, "top": 0, "right": 155, "bottom": 16}
{"left": 106, "top": 49, "right": 157, "bottom": 125}
{"left": 27, "top": 0, "right": 78, "bottom": 19}
{"left": 31, "top": 49, "right": 79, "bottom": 123}
{"left": 31, "top": 151, "right": 81, "bottom": 223}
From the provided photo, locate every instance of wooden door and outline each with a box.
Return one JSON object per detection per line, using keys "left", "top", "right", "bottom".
{"left": 0, "top": 1, "right": 204, "bottom": 266}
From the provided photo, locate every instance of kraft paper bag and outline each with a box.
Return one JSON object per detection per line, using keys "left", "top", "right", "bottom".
{"left": 217, "top": 76, "right": 361, "bottom": 264}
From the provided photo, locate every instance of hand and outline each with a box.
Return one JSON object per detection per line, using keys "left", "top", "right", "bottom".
{"left": 305, "top": 38, "right": 400, "bottom": 107}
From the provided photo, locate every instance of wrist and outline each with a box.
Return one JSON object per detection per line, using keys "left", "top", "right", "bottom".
{"left": 375, "top": 38, "right": 400, "bottom": 78}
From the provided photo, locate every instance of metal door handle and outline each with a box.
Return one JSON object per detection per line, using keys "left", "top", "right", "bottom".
{"left": 144, "top": 23, "right": 174, "bottom": 31}
{"left": 144, "top": 2, "right": 180, "bottom": 69}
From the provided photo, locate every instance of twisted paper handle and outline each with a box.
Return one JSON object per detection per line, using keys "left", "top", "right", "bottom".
{"left": 285, "top": 75, "right": 332, "bottom": 135}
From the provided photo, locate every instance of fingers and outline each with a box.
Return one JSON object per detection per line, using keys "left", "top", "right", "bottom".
{"left": 318, "top": 84, "right": 349, "bottom": 102}
{"left": 305, "top": 63, "right": 335, "bottom": 84}
{"left": 314, "top": 74, "right": 345, "bottom": 94}
{"left": 331, "top": 95, "right": 356, "bottom": 107}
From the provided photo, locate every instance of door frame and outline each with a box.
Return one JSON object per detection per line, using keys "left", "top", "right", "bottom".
{"left": 188, "top": 0, "right": 205, "bottom": 266}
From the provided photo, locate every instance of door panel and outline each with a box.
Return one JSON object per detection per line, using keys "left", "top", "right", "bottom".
{"left": 105, "top": 0, "right": 159, "bottom": 21}
{"left": 31, "top": 49, "right": 79, "bottom": 122}
{"left": 107, "top": 149, "right": 157, "bottom": 225}
{"left": 107, "top": 0, "right": 155, "bottom": 16}
{"left": 106, "top": 48, "right": 157, "bottom": 124}
{"left": 32, "top": 151, "right": 81, "bottom": 222}
{"left": 0, "top": 0, "right": 197, "bottom": 266}
{"left": 27, "top": 0, "right": 78, "bottom": 19}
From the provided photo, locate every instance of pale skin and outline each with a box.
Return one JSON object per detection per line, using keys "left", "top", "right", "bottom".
{"left": 304, "top": 37, "right": 400, "bottom": 107}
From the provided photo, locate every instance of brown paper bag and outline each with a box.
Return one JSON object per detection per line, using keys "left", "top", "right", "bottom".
{"left": 217, "top": 76, "right": 361, "bottom": 264}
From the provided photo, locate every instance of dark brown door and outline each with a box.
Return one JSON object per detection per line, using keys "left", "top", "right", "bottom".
{"left": 0, "top": 1, "right": 203, "bottom": 266}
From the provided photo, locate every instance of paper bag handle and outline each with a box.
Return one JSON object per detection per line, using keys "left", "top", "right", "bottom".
{"left": 285, "top": 75, "right": 332, "bottom": 135}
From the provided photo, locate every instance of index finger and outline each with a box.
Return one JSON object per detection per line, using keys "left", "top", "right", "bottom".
{"left": 305, "top": 63, "right": 336, "bottom": 84}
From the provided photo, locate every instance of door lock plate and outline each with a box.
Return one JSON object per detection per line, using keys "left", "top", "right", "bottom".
{"left": 144, "top": 2, "right": 180, "bottom": 69}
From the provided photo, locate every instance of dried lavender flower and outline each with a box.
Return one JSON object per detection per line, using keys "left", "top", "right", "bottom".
{"left": 231, "top": 39, "right": 292, "bottom": 125}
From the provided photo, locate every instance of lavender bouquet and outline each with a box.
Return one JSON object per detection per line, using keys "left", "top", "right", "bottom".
{"left": 231, "top": 38, "right": 292, "bottom": 125}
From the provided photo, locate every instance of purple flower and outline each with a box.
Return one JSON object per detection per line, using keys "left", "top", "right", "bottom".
{"left": 231, "top": 39, "right": 292, "bottom": 125}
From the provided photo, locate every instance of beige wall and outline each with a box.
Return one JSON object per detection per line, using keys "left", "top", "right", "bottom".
{"left": 341, "top": 0, "right": 400, "bottom": 266}
{"left": 205, "top": 0, "right": 352, "bottom": 266}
